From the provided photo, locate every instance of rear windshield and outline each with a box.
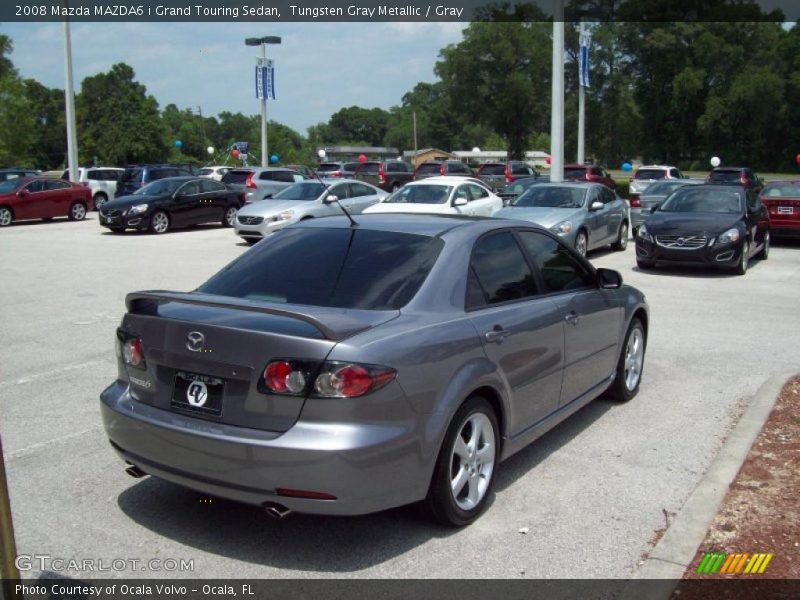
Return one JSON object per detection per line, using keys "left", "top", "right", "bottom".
{"left": 643, "top": 181, "right": 689, "bottom": 196}
{"left": 479, "top": 164, "right": 506, "bottom": 176}
{"left": 563, "top": 167, "right": 587, "bottom": 179}
{"left": 708, "top": 170, "right": 743, "bottom": 183}
{"left": 762, "top": 184, "right": 800, "bottom": 198}
{"left": 416, "top": 163, "right": 442, "bottom": 175}
{"left": 359, "top": 163, "right": 380, "bottom": 174}
{"left": 660, "top": 188, "right": 743, "bottom": 214}
{"left": 198, "top": 228, "right": 443, "bottom": 310}
{"left": 221, "top": 170, "right": 253, "bottom": 184}
{"left": 634, "top": 169, "right": 667, "bottom": 180}
{"left": 344, "top": 162, "right": 361, "bottom": 172}
{"left": 317, "top": 163, "right": 341, "bottom": 173}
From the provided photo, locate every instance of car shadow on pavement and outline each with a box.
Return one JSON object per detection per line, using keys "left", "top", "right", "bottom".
{"left": 116, "top": 396, "right": 616, "bottom": 573}
{"left": 99, "top": 224, "right": 227, "bottom": 236}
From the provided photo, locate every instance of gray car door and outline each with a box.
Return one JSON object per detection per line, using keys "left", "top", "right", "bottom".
{"left": 347, "top": 182, "right": 381, "bottom": 213}
{"left": 466, "top": 231, "right": 565, "bottom": 435}
{"left": 517, "top": 231, "right": 622, "bottom": 406}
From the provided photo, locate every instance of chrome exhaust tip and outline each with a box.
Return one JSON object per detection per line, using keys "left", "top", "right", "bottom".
{"left": 263, "top": 502, "right": 292, "bottom": 519}
{"left": 125, "top": 464, "right": 147, "bottom": 479}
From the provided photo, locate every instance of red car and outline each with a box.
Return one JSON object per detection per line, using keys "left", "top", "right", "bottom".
{"left": 563, "top": 164, "right": 616, "bottom": 190}
{"left": 0, "top": 177, "right": 92, "bottom": 227}
{"left": 759, "top": 181, "right": 800, "bottom": 239}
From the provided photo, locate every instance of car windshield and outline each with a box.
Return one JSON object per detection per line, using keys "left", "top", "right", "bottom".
{"left": 762, "top": 184, "right": 800, "bottom": 198}
{"left": 708, "top": 170, "right": 743, "bottom": 183}
{"left": 563, "top": 167, "right": 587, "bottom": 179}
{"left": 635, "top": 169, "right": 667, "bottom": 180}
{"left": 0, "top": 179, "right": 24, "bottom": 193}
{"left": 271, "top": 182, "right": 327, "bottom": 201}
{"left": 383, "top": 184, "right": 452, "bottom": 204}
{"left": 512, "top": 186, "right": 586, "bottom": 209}
{"left": 643, "top": 181, "right": 688, "bottom": 196}
{"left": 659, "top": 188, "right": 743, "bottom": 213}
{"left": 198, "top": 228, "right": 444, "bottom": 310}
{"left": 134, "top": 179, "right": 185, "bottom": 196}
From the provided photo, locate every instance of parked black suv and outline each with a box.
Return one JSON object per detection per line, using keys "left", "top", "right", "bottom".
{"left": 118, "top": 165, "right": 193, "bottom": 196}
{"left": 354, "top": 160, "right": 414, "bottom": 192}
{"left": 706, "top": 167, "right": 764, "bottom": 194}
{"left": 414, "top": 160, "right": 473, "bottom": 180}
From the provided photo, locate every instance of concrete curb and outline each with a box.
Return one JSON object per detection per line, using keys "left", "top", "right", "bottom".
{"left": 618, "top": 370, "right": 796, "bottom": 598}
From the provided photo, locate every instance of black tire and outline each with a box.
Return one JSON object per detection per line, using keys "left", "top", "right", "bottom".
{"left": 222, "top": 205, "right": 238, "bottom": 227}
{"left": 424, "top": 396, "right": 499, "bottom": 527}
{"left": 612, "top": 222, "right": 629, "bottom": 251}
{"left": 756, "top": 230, "right": 769, "bottom": 260}
{"left": 148, "top": 210, "right": 170, "bottom": 234}
{"left": 0, "top": 206, "right": 13, "bottom": 227}
{"left": 636, "top": 259, "right": 655, "bottom": 270}
{"left": 731, "top": 240, "right": 749, "bottom": 276}
{"left": 68, "top": 201, "right": 87, "bottom": 221}
{"left": 93, "top": 193, "right": 108, "bottom": 211}
{"left": 574, "top": 230, "right": 588, "bottom": 257}
{"left": 607, "top": 318, "right": 646, "bottom": 403}
{"left": 244, "top": 238, "right": 258, "bottom": 245}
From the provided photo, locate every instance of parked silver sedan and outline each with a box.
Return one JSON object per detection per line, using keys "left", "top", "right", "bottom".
{"left": 101, "top": 214, "right": 648, "bottom": 526}
{"left": 234, "top": 179, "right": 386, "bottom": 243}
{"left": 496, "top": 183, "right": 629, "bottom": 256}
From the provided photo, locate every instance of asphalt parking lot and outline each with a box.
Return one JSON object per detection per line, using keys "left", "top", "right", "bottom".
{"left": 1, "top": 215, "right": 799, "bottom": 580}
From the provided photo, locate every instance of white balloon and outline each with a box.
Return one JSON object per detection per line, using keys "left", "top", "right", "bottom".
{"left": 206, "top": 146, "right": 215, "bottom": 155}
{"left": 472, "top": 147, "right": 481, "bottom": 153}
{"left": 710, "top": 156, "right": 721, "bottom": 167}
{"left": 317, "top": 149, "right": 326, "bottom": 159}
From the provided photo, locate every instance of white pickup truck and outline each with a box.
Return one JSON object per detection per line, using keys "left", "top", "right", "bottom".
{"left": 61, "top": 167, "right": 124, "bottom": 210}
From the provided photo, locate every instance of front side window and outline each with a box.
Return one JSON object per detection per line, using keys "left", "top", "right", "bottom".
{"left": 518, "top": 231, "right": 594, "bottom": 294}
{"left": 467, "top": 232, "right": 537, "bottom": 309}
{"left": 200, "top": 179, "right": 225, "bottom": 193}
{"left": 45, "top": 180, "right": 70, "bottom": 191}
{"left": 25, "top": 180, "right": 46, "bottom": 193}
{"left": 513, "top": 186, "right": 585, "bottom": 209}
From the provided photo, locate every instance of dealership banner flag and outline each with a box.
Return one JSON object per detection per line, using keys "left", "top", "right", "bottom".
{"left": 579, "top": 27, "right": 591, "bottom": 88}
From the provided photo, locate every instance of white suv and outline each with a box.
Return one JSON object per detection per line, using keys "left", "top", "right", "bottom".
{"left": 629, "top": 165, "right": 685, "bottom": 195}
{"left": 61, "top": 167, "right": 124, "bottom": 210}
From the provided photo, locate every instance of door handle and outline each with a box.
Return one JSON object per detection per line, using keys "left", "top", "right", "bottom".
{"left": 565, "top": 311, "right": 580, "bottom": 326}
{"left": 484, "top": 326, "right": 510, "bottom": 344}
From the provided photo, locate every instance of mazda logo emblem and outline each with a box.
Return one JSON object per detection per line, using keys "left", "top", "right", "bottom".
{"left": 186, "top": 331, "right": 205, "bottom": 352}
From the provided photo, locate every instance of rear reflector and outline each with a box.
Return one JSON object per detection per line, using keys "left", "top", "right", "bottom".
{"left": 276, "top": 488, "right": 337, "bottom": 500}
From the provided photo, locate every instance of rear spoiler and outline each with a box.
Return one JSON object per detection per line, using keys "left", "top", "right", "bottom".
{"left": 125, "top": 290, "right": 396, "bottom": 342}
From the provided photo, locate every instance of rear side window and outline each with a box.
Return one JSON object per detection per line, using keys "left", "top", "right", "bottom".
{"left": 198, "top": 228, "right": 443, "bottom": 310}
{"left": 273, "top": 171, "right": 297, "bottom": 183}
{"left": 635, "top": 169, "right": 667, "bottom": 180}
{"left": 360, "top": 163, "right": 380, "bottom": 174}
{"left": 344, "top": 163, "right": 362, "bottom": 172}
{"left": 416, "top": 163, "right": 442, "bottom": 175}
{"left": 480, "top": 164, "right": 505, "bottom": 176}
{"left": 221, "top": 170, "right": 252, "bottom": 184}
{"left": 200, "top": 179, "right": 225, "bottom": 193}
{"left": 317, "top": 163, "right": 341, "bottom": 173}
{"left": 517, "top": 231, "right": 594, "bottom": 293}
{"left": 467, "top": 232, "right": 537, "bottom": 309}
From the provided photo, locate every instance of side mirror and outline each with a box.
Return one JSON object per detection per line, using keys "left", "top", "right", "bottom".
{"left": 650, "top": 202, "right": 661, "bottom": 212}
{"left": 453, "top": 196, "right": 468, "bottom": 207}
{"left": 590, "top": 201, "right": 603, "bottom": 211}
{"left": 597, "top": 268, "right": 623, "bottom": 289}
{"left": 324, "top": 194, "right": 338, "bottom": 203}
{"left": 18, "top": 189, "right": 28, "bottom": 197}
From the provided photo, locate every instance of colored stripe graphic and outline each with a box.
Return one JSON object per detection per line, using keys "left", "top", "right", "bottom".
{"left": 711, "top": 553, "right": 726, "bottom": 573}
{"left": 720, "top": 554, "right": 737, "bottom": 574}
{"left": 697, "top": 552, "right": 774, "bottom": 575}
{"left": 758, "top": 553, "right": 773, "bottom": 574}
{"left": 696, "top": 553, "right": 713, "bottom": 573}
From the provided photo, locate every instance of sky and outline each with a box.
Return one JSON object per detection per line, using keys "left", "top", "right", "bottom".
{"left": 0, "top": 22, "right": 466, "bottom": 136}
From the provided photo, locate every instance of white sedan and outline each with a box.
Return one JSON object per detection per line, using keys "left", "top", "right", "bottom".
{"left": 364, "top": 176, "right": 503, "bottom": 217}
{"left": 234, "top": 178, "right": 386, "bottom": 244}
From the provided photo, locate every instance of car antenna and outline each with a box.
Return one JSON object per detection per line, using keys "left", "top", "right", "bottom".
{"left": 311, "top": 166, "right": 358, "bottom": 228}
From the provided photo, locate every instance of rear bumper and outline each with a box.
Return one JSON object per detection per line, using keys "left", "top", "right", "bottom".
{"left": 769, "top": 223, "right": 800, "bottom": 238}
{"left": 100, "top": 380, "right": 430, "bottom": 515}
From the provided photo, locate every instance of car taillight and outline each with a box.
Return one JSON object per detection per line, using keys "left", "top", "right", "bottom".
{"left": 740, "top": 175, "right": 748, "bottom": 186}
{"left": 260, "top": 360, "right": 396, "bottom": 398}
{"left": 245, "top": 172, "right": 257, "bottom": 189}
{"left": 117, "top": 330, "right": 146, "bottom": 369}
{"left": 505, "top": 164, "right": 512, "bottom": 184}
{"left": 331, "top": 171, "right": 342, "bottom": 177}
{"left": 440, "top": 164, "right": 446, "bottom": 175}
{"left": 378, "top": 164, "right": 385, "bottom": 184}
{"left": 629, "top": 194, "right": 641, "bottom": 208}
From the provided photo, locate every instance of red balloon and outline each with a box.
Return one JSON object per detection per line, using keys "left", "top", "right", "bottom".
{"left": 545, "top": 156, "right": 552, "bottom": 165}
{"left": 358, "top": 154, "right": 367, "bottom": 163}
{"left": 796, "top": 153, "right": 800, "bottom": 166}
{"left": 231, "top": 149, "right": 240, "bottom": 158}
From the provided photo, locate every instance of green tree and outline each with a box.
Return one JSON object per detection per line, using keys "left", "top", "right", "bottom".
{"left": 24, "top": 79, "right": 66, "bottom": 169}
{"left": 76, "top": 63, "right": 168, "bottom": 165}
{"left": 0, "top": 35, "right": 36, "bottom": 166}
{"left": 435, "top": 21, "right": 553, "bottom": 159}
{"left": 327, "top": 106, "right": 390, "bottom": 146}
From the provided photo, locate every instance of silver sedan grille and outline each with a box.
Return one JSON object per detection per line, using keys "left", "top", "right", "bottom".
{"left": 655, "top": 235, "right": 707, "bottom": 249}
{"left": 237, "top": 215, "right": 264, "bottom": 225}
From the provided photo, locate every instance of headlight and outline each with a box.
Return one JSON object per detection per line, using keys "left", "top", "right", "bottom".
{"left": 716, "top": 228, "right": 740, "bottom": 245}
{"left": 271, "top": 210, "right": 294, "bottom": 222}
{"left": 551, "top": 220, "right": 573, "bottom": 235}
{"left": 638, "top": 224, "right": 653, "bottom": 242}
{"left": 127, "top": 203, "right": 148, "bottom": 215}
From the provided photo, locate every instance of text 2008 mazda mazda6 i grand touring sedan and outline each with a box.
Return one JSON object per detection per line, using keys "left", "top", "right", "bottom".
{"left": 101, "top": 214, "right": 649, "bottom": 526}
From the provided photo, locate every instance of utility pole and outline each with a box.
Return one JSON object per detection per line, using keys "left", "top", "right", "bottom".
{"left": 246, "top": 36, "right": 281, "bottom": 168}
{"left": 550, "top": 0, "right": 565, "bottom": 182}
{"left": 412, "top": 111, "right": 418, "bottom": 165}
{"left": 63, "top": 8, "right": 79, "bottom": 181}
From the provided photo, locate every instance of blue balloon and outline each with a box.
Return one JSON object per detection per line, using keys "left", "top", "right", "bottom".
{"left": 621, "top": 162, "right": 632, "bottom": 172}
{"left": 174, "top": 140, "right": 183, "bottom": 149}
{"left": 270, "top": 154, "right": 279, "bottom": 164}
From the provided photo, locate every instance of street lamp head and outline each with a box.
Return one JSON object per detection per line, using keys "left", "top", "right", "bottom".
{"left": 245, "top": 36, "right": 282, "bottom": 46}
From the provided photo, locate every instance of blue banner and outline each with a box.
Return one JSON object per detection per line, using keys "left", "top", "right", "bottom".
{"left": 579, "top": 43, "right": 590, "bottom": 88}
{"left": 255, "top": 61, "right": 276, "bottom": 100}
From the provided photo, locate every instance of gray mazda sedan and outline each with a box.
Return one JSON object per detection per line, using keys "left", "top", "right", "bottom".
{"left": 101, "top": 214, "right": 649, "bottom": 526}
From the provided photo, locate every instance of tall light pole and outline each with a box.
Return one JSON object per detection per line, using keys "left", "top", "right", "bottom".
{"left": 63, "top": 14, "right": 79, "bottom": 181}
{"left": 245, "top": 36, "right": 281, "bottom": 167}
{"left": 550, "top": 2, "right": 565, "bottom": 183}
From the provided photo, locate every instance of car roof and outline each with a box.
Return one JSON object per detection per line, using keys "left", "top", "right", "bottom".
{"left": 693, "top": 184, "right": 747, "bottom": 194}
{"left": 407, "top": 176, "right": 479, "bottom": 185}
{"left": 637, "top": 165, "right": 675, "bottom": 169}
{"left": 533, "top": 181, "right": 597, "bottom": 189}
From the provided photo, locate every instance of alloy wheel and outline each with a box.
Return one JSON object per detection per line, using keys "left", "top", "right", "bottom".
{"left": 225, "top": 206, "right": 238, "bottom": 227}
{"left": 0, "top": 207, "right": 12, "bottom": 227}
{"left": 449, "top": 412, "right": 496, "bottom": 511}
{"left": 71, "top": 203, "right": 86, "bottom": 220}
{"left": 624, "top": 326, "right": 645, "bottom": 391}
{"left": 151, "top": 212, "right": 169, "bottom": 233}
{"left": 575, "top": 232, "right": 587, "bottom": 257}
